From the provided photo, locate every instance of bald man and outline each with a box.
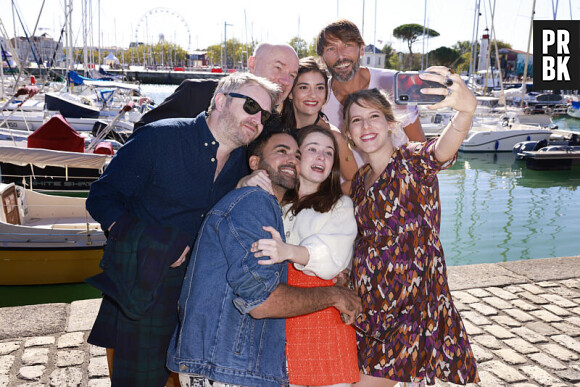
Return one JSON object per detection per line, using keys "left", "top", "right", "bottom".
{"left": 134, "top": 43, "right": 299, "bottom": 129}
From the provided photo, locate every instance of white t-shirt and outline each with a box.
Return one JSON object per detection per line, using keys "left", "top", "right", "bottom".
{"left": 322, "top": 67, "right": 419, "bottom": 166}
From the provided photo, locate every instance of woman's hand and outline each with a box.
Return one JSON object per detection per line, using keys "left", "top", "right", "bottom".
{"left": 236, "top": 170, "right": 274, "bottom": 195}
{"left": 419, "top": 66, "right": 477, "bottom": 114}
{"left": 251, "top": 226, "right": 292, "bottom": 265}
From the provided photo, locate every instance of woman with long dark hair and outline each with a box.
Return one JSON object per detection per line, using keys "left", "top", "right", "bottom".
{"left": 281, "top": 56, "right": 358, "bottom": 194}
{"left": 252, "top": 125, "right": 359, "bottom": 387}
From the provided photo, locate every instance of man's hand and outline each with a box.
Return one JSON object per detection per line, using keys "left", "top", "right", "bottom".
{"left": 330, "top": 286, "right": 362, "bottom": 325}
{"left": 170, "top": 246, "right": 190, "bottom": 268}
{"left": 236, "top": 170, "right": 273, "bottom": 195}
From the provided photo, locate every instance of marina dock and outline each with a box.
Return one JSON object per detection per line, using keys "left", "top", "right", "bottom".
{"left": 1, "top": 255, "right": 580, "bottom": 386}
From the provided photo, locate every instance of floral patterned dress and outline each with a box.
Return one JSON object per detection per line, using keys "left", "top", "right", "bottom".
{"left": 350, "top": 140, "right": 479, "bottom": 385}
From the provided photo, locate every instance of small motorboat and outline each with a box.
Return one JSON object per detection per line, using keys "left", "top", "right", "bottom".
{"left": 567, "top": 101, "right": 580, "bottom": 119}
{"left": 0, "top": 182, "right": 105, "bottom": 285}
{"left": 459, "top": 113, "right": 553, "bottom": 152}
{"left": 513, "top": 134, "right": 580, "bottom": 170}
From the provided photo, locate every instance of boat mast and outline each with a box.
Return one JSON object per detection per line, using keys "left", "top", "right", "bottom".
{"left": 519, "top": 0, "right": 535, "bottom": 108}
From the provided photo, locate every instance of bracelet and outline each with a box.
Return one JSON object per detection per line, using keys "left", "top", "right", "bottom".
{"left": 450, "top": 118, "right": 471, "bottom": 133}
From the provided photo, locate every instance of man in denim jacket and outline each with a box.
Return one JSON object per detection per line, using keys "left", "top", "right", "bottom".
{"left": 167, "top": 130, "right": 361, "bottom": 387}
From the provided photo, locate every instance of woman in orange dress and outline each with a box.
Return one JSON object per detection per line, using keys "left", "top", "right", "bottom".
{"left": 252, "top": 125, "right": 359, "bottom": 386}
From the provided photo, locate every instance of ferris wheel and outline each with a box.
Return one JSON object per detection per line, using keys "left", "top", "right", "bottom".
{"left": 135, "top": 8, "right": 192, "bottom": 52}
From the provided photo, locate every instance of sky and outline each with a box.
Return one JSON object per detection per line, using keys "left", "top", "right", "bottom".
{"left": 1, "top": 0, "right": 578, "bottom": 56}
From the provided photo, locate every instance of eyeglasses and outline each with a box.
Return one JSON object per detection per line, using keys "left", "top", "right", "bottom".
{"left": 225, "top": 92, "right": 271, "bottom": 124}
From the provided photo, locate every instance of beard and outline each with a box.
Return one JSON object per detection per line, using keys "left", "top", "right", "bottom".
{"left": 219, "top": 108, "right": 261, "bottom": 147}
{"left": 258, "top": 161, "right": 297, "bottom": 191}
{"left": 328, "top": 57, "right": 361, "bottom": 82}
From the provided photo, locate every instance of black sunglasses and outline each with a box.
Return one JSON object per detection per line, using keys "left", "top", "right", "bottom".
{"left": 225, "top": 92, "right": 271, "bottom": 124}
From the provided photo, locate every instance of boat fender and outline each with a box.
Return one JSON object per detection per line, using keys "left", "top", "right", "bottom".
{"left": 495, "top": 140, "right": 499, "bottom": 150}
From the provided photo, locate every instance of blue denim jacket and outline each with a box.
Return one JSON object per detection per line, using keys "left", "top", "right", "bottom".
{"left": 167, "top": 187, "right": 289, "bottom": 387}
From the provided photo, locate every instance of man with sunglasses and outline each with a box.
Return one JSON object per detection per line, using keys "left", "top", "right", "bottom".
{"left": 167, "top": 129, "right": 362, "bottom": 387}
{"left": 85, "top": 72, "right": 280, "bottom": 387}
{"left": 134, "top": 43, "right": 299, "bottom": 130}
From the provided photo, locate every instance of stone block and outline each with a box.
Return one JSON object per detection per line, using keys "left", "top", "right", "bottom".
{"left": 0, "top": 342, "right": 20, "bottom": 356}
{"left": 520, "top": 364, "right": 566, "bottom": 386}
{"left": 511, "top": 326, "right": 548, "bottom": 343}
{"left": 469, "top": 302, "right": 497, "bottom": 316}
{"left": 552, "top": 322, "right": 580, "bottom": 337}
{"left": 88, "top": 356, "right": 109, "bottom": 378}
{"left": 462, "top": 320, "right": 484, "bottom": 336}
{"left": 484, "top": 360, "right": 527, "bottom": 383}
{"left": 555, "top": 368, "right": 580, "bottom": 383}
{"left": 537, "top": 281, "right": 560, "bottom": 288}
{"left": 481, "top": 296, "right": 513, "bottom": 310}
{"left": 56, "top": 350, "right": 85, "bottom": 367}
{"left": 529, "top": 309, "right": 562, "bottom": 323}
{"left": 474, "top": 335, "right": 503, "bottom": 350}
{"left": 24, "top": 337, "right": 55, "bottom": 348}
{"left": 67, "top": 299, "right": 102, "bottom": 333}
{"left": 0, "top": 304, "right": 67, "bottom": 339}
{"left": 57, "top": 332, "right": 85, "bottom": 349}
{"left": 18, "top": 365, "right": 45, "bottom": 381}
{"left": 21, "top": 348, "right": 49, "bottom": 366}
{"left": 560, "top": 279, "right": 580, "bottom": 289}
{"left": 450, "top": 291, "right": 479, "bottom": 304}
{"left": 470, "top": 343, "right": 493, "bottom": 362}
{"left": 504, "top": 337, "right": 540, "bottom": 354}
{"left": 476, "top": 370, "right": 504, "bottom": 387}
{"left": 542, "top": 293, "right": 578, "bottom": 308}
{"left": 541, "top": 343, "right": 579, "bottom": 361}
{"left": 499, "top": 256, "right": 580, "bottom": 282}
{"left": 461, "top": 311, "right": 491, "bottom": 326}
{"left": 0, "top": 355, "right": 15, "bottom": 374}
{"left": 88, "top": 378, "right": 112, "bottom": 387}
{"left": 493, "top": 348, "right": 527, "bottom": 365}
{"left": 504, "top": 285, "right": 525, "bottom": 294}
{"left": 89, "top": 345, "right": 106, "bottom": 357}
{"left": 504, "top": 309, "right": 535, "bottom": 322}
{"left": 467, "top": 288, "right": 492, "bottom": 298}
{"left": 519, "top": 291, "right": 549, "bottom": 305}
{"left": 528, "top": 352, "right": 567, "bottom": 370}
{"left": 568, "top": 316, "right": 580, "bottom": 327}
{"left": 447, "top": 263, "right": 527, "bottom": 291}
{"left": 543, "top": 304, "right": 572, "bottom": 317}
{"left": 551, "top": 334, "right": 580, "bottom": 353}
{"left": 519, "top": 283, "right": 545, "bottom": 295}
{"left": 510, "top": 299, "right": 538, "bottom": 311}
{"left": 525, "top": 321, "right": 561, "bottom": 335}
{"left": 483, "top": 325, "right": 516, "bottom": 339}
{"left": 490, "top": 315, "right": 521, "bottom": 328}
{"left": 549, "top": 286, "right": 580, "bottom": 299}
{"left": 485, "top": 286, "right": 519, "bottom": 300}
{"left": 49, "top": 367, "right": 83, "bottom": 386}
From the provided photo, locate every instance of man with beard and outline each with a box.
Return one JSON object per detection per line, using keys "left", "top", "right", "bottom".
{"left": 167, "top": 130, "right": 362, "bottom": 387}
{"left": 318, "top": 19, "right": 426, "bottom": 155}
{"left": 85, "top": 72, "right": 280, "bottom": 387}
{"left": 134, "top": 43, "right": 299, "bottom": 130}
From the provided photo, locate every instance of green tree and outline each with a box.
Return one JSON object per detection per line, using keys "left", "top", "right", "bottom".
{"left": 307, "top": 37, "right": 318, "bottom": 57}
{"left": 393, "top": 24, "right": 439, "bottom": 68}
{"left": 289, "top": 36, "right": 309, "bottom": 58}
{"left": 205, "top": 39, "right": 253, "bottom": 68}
{"left": 428, "top": 46, "right": 460, "bottom": 67}
{"left": 381, "top": 43, "right": 395, "bottom": 69}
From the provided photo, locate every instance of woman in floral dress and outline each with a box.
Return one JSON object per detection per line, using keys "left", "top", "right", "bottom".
{"left": 342, "top": 67, "right": 480, "bottom": 386}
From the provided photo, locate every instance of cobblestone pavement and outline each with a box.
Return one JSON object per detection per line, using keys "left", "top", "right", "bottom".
{"left": 1, "top": 256, "right": 579, "bottom": 386}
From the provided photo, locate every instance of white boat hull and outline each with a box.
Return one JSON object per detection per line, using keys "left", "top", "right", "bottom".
{"left": 460, "top": 129, "right": 553, "bottom": 152}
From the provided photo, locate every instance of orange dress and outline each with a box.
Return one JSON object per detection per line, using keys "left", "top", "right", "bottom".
{"left": 286, "top": 264, "right": 360, "bottom": 386}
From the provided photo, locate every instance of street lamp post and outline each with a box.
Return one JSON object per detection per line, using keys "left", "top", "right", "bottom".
{"left": 224, "top": 21, "right": 233, "bottom": 69}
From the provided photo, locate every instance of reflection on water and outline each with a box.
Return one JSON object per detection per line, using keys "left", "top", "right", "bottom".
{"left": 439, "top": 152, "right": 580, "bottom": 266}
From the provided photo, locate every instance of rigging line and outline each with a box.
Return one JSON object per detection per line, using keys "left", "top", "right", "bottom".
{"left": 551, "top": 0, "right": 559, "bottom": 20}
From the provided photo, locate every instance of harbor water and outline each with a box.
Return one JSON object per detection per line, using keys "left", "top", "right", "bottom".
{"left": 1, "top": 85, "right": 579, "bottom": 307}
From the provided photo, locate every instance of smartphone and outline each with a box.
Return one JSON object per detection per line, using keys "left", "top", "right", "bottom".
{"left": 394, "top": 71, "right": 445, "bottom": 105}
